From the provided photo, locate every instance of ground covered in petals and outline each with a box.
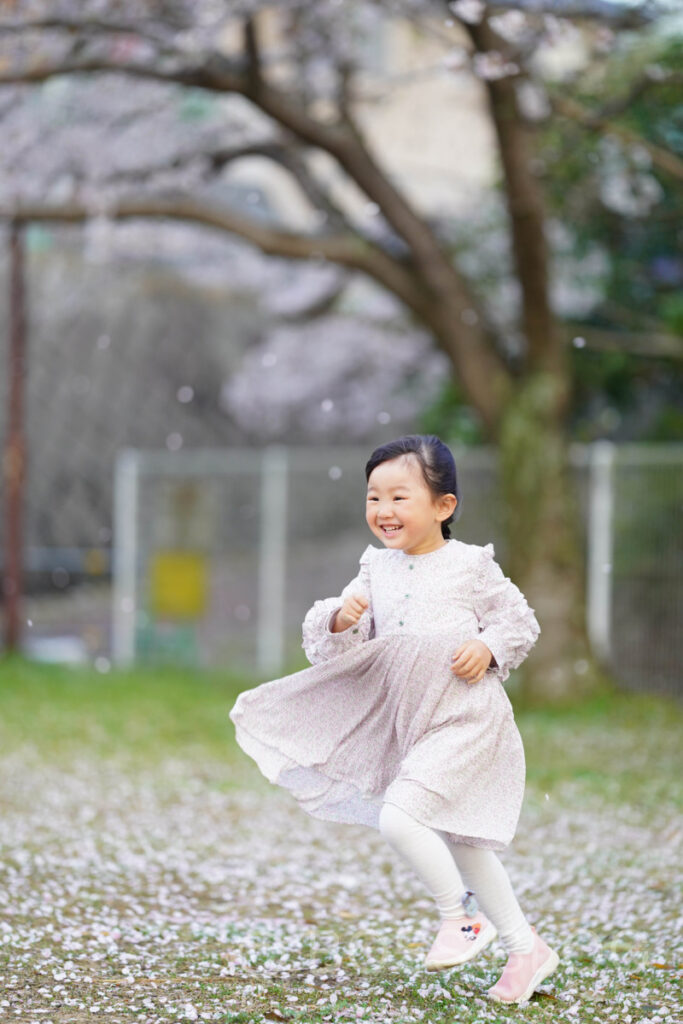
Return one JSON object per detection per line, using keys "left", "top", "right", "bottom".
{"left": 0, "top": 659, "right": 680, "bottom": 1024}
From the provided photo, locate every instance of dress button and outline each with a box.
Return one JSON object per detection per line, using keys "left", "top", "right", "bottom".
{"left": 409, "top": 564, "right": 414, "bottom": 570}
{"left": 352, "top": 628, "right": 358, "bottom": 634}
{"left": 405, "top": 593, "right": 410, "bottom": 598}
{"left": 399, "top": 620, "right": 404, "bottom": 626}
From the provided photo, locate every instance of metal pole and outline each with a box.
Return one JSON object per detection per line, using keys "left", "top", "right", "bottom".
{"left": 257, "top": 446, "right": 288, "bottom": 675}
{"left": 587, "top": 440, "right": 615, "bottom": 663}
{"left": 3, "top": 221, "right": 28, "bottom": 653}
{"left": 111, "top": 449, "right": 140, "bottom": 665}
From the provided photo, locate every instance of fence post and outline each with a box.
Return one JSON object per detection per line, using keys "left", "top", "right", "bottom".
{"left": 112, "top": 449, "right": 140, "bottom": 666}
{"left": 587, "top": 440, "right": 615, "bottom": 663}
{"left": 257, "top": 446, "right": 288, "bottom": 675}
{"left": 3, "top": 221, "right": 28, "bottom": 653}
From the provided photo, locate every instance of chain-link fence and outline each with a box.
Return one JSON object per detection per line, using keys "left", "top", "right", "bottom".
{"left": 111, "top": 446, "right": 505, "bottom": 675}
{"left": 1, "top": 440, "right": 681, "bottom": 696}
{"left": 106, "top": 442, "right": 681, "bottom": 696}
{"left": 608, "top": 445, "right": 683, "bottom": 696}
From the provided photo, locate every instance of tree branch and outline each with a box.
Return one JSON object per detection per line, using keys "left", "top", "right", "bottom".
{"left": 0, "top": 16, "right": 172, "bottom": 48}
{"left": 553, "top": 95, "right": 683, "bottom": 181}
{"left": 250, "top": 143, "right": 353, "bottom": 232}
{"left": 0, "top": 193, "right": 430, "bottom": 321}
{"left": 244, "top": 15, "right": 261, "bottom": 92}
{"left": 74, "top": 138, "right": 353, "bottom": 232}
{"left": 462, "top": 15, "right": 560, "bottom": 379}
{"left": 0, "top": 51, "right": 244, "bottom": 92}
{"left": 563, "top": 323, "right": 683, "bottom": 360}
{"left": 597, "top": 69, "right": 683, "bottom": 122}
{"left": 482, "top": 0, "right": 652, "bottom": 27}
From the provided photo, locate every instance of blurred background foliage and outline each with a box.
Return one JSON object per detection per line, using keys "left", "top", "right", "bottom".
{"left": 545, "top": 30, "right": 683, "bottom": 443}
{"left": 422, "top": 28, "right": 683, "bottom": 448}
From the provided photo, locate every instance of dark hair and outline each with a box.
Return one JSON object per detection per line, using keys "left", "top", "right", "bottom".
{"left": 365, "top": 434, "right": 462, "bottom": 539}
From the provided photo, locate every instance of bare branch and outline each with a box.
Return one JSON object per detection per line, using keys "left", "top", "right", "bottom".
{"left": 254, "top": 144, "right": 353, "bottom": 231}
{"left": 0, "top": 51, "right": 244, "bottom": 92}
{"left": 244, "top": 15, "right": 261, "bottom": 92}
{"left": 462, "top": 15, "right": 557, "bottom": 374}
{"left": 597, "top": 69, "right": 683, "bottom": 122}
{"left": 0, "top": 17, "right": 143, "bottom": 34}
{"left": 563, "top": 323, "right": 683, "bottom": 360}
{"left": 449, "top": 0, "right": 654, "bottom": 27}
{"left": 61, "top": 138, "right": 352, "bottom": 232}
{"left": 0, "top": 16, "right": 172, "bottom": 48}
{"left": 0, "top": 193, "right": 430, "bottom": 321}
{"left": 509, "top": 1, "right": 653, "bottom": 27}
{"left": 553, "top": 95, "right": 683, "bottom": 182}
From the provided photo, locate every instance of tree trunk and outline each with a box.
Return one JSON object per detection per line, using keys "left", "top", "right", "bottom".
{"left": 497, "top": 371, "right": 606, "bottom": 703}
{"left": 459, "top": 17, "right": 603, "bottom": 702}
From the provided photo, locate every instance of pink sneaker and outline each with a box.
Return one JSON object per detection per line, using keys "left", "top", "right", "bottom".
{"left": 488, "top": 928, "right": 559, "bottom": 1003}
{"left": 425, "top": 913, "right": 497, "bottom": 971}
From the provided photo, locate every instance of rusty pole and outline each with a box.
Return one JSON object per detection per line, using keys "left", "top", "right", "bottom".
{"left": 3, "top": 220, "right": 27, "bottom": 652}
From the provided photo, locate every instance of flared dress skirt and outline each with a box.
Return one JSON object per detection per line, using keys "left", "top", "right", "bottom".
{"left": 229, "top": 631, "right": 525, "bottom": 850}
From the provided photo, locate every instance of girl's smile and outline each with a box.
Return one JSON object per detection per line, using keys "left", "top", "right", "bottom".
{"left": 366, "top": 455, "right": 457, "bottom": 556}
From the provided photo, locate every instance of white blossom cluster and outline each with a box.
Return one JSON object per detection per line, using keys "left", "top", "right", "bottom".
{"left": 0, "top": 75, "right": 267, "bottom": 210}
{"left": 222, "top": 313, "right": 448, "bottom": 441}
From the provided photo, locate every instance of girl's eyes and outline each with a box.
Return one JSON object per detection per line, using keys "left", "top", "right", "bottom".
{"left": 367, "top": 496, "right": 406, "bottom": 501}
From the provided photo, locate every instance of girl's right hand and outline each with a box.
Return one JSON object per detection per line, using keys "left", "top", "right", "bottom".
{"left": 332, "top": 594, "right": 369, "bottom": 632}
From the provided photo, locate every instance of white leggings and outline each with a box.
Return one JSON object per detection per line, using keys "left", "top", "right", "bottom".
{"left": 379, "top": 802, "right": 534, "bottom": 954}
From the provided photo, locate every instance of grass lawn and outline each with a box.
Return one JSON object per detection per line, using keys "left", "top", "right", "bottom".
{"left": 0, "top": 656, "right": 680, "bottom": 1024}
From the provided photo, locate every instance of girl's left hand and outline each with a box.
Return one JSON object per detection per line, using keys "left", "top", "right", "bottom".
{"left": 451, "top": 639, "right": 494, "bottom": 684}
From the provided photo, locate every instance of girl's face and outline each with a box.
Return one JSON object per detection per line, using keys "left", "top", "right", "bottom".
{"left": 366, "top": 455, "right": 457, "bottom": 556}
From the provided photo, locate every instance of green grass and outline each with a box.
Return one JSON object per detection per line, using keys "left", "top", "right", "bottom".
{"left": 1, "top": 655, "right": 680, "bottom": 804}
{"left": 0, "top": 654, "right": 249, "bottom": 764}
{"left": 519, "top": 688, "right": 682, "bottom": 807}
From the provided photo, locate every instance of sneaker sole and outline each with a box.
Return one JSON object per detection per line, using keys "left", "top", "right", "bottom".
{"left": 488, "top": 948, "right": 560, "bottom": 1003}
{"left": 425, "top": 922, "right": 498, "bottom": 971}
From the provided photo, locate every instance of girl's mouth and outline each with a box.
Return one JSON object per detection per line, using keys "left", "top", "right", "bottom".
{"left": 381, "top": 525, "right": 403, "bottom": 535}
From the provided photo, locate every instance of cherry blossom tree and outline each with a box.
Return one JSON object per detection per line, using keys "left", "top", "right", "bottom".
{"left": 1, "top": 0, "right": 676, "bottom": 699}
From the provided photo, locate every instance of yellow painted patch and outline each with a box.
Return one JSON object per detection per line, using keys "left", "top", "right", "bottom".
{"left": 149, "top": 550, "right": 208, "bottom": 620}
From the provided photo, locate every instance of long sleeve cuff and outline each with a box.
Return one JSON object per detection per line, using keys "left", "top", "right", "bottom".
{"left": 476, "top": 627, "right": 506, "bottom": 674}
{"left": 302, "top": 597, "right": 373, "bottom": 664}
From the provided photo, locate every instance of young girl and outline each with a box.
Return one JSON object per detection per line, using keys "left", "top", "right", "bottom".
{"left": 230, "top": 435, "right": 559, "bottom": 1004}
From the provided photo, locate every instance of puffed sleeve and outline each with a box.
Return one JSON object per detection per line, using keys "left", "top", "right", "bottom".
{"left": 473, "top": 543, "right": 541, "bottom": 684}
{"left": 301, "top": 546, "right": 375, "bottom": 665}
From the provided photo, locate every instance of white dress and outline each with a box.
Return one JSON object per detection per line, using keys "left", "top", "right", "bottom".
{"left": 230, "top": 540, "right": 541, "bottom": 850}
